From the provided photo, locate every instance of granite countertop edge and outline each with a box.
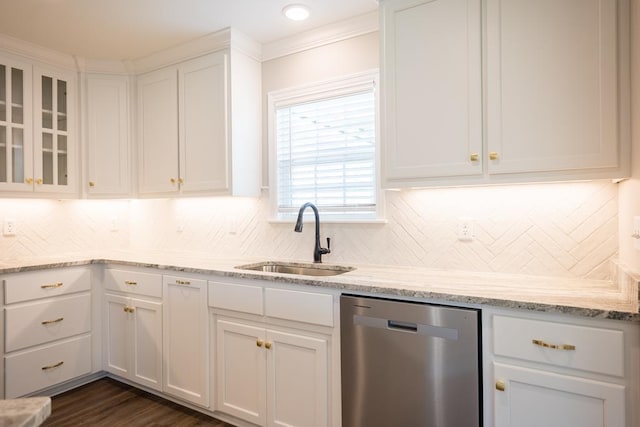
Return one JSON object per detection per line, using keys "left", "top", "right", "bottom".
{"left": 1, "top": 256, "right": 638, "bottom": 322}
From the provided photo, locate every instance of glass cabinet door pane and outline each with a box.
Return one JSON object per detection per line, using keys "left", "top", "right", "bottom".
{"left": 42, "top": 76, "right": 53, "bottom": 129}
{"left": 12, "top": 128, "right": 23, "bottom": 183}
{"left": 11, "top": 68, "right": 23, "bottom": 124}
{"left": 57, "top": 135, "right": 67, "bottom": 185}
{"left": 0, "top": 125, "right": 6, "bottom": 182}
{"left": 57, "top": 80, "right": 66, "bottom": 131}
{"left": 42, "top": 132, "right": 53, "bottom": 184}
{"left": 0, "top": 65, "right": 5, "bottom": 122}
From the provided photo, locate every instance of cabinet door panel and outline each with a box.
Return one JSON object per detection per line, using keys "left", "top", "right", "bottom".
{"left": 86, "top": 75, "right": 129, "bottom": 196}
{"left": 494, "top": 363, "right": 625, "bottom": 427}
{"left": 216, "top": 319, "right": 266, "bottom": 426}
{"left": 382, "top": 0, "right": 482, "bottom": 184}
{"left": 267, "top": 329, "right": 328, "bottom": 427}
{"left": 179, "top": 53, "right": 228, "bottom": 193}
{"left": 105, "top": 294, "right": 130, "bottom": 377}
{"left": 163, "top": 277, "right": 208, "bottom": 406}
{"left": 486, "top": 0, "right": 620, "bottom": 174}
{"left": 137, "top": 67, "right": 179, "bottom": 194}
{"left": 132, "top": 297, "right": 162, "bottom": 391}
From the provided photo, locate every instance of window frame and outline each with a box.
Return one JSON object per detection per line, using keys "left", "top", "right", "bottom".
{"left": 267, "top": 70, "right": 384, "bottom": 223}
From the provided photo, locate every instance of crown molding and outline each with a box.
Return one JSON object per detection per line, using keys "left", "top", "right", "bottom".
{"left": 0, "top": 33, "right": 77, "bottom": 70}
{"left": 76, "top": 58, "right": 131, "bottom": 75}
{"left": 261, "top": 10, "right": 378, "bottom": 62}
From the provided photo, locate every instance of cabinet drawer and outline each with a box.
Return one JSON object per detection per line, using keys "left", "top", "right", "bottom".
{"left": 5, "top": 335, "right": 92, "bottom": 398}
{"left": 493, "top": 315, "right": 624, "bottom": 377}
{"left": 104, "top": 269, "right": 162, "bottom": 298}
{"left": 4, "top": 268, "right": 91, "bottom": 304}
{"left": 209, "top": 281, "right": 263, "bottom": 315}
{"left": 5, "top": 293, "right": 91, "bottom": 352}
{"left": 265, "top": 288, "right": 333, "bottom": 327}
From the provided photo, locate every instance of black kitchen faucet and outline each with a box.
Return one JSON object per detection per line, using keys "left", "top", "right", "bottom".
{"left": 294, "top": 202, "right": 331, "bottom": 263}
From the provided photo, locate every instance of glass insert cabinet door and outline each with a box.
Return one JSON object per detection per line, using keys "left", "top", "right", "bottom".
{"left": 34, "top": 66, "right": 74, "bottom": 192}
{"left": 0, "top": 57, "right": 33, "bottom": 191}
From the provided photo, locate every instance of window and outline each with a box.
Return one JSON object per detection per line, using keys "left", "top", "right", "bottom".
{"left": 268, "top": 71, "right": 381, "bottom": 221}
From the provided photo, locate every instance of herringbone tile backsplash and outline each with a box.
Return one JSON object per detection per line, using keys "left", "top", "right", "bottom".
{"left": 0, "top": 180, "right": 618, "bottom": 280}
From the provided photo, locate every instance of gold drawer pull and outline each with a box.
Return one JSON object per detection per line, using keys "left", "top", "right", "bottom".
{"left": 41, "top": 282, "right": 63, "bottom": 289}
{"left": 489, "top": 152, "right": 499, "bottom": 160}
{"left": 495, "top": 380, "right": 506, "bottom": 392}
{"left": 532, "top": 339, "right": 575, "bottom": 351}
{"left": 124, "top": 280, "right": 137, "bottom": 286}
{"left": 176, "top": 280, "right": 191, "bottom": 285}
{"left": 123, "top": 306, "right": 135, "bottom": 313}
{"left": 257, "top": 339, "right": 264, "bottom": 348}
{"left": 42, "top": 361, "right": 64, "bottom": 371}
{"left": 88, "top": 181, "right": 95, "bottom": 187}
{"left": 469, "top": 153, "right": 479, "bottom": 162}
{"left": 265, "top": 342, "right": 272, "bottom": 350}
{"left": 41, "top": 317, "right": 64, "bottom": 325}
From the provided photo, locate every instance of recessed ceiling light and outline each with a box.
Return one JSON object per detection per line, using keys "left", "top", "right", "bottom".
{"left": 283, "top": 4, "right": 310, "bottom": 21}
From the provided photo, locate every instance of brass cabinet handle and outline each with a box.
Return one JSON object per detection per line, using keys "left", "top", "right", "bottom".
{"left": 257, "top": 339, "right": 264, "bottom": 347}
{"left": 25, "top": 177, "right": 34, "bottom": 184}
{"left": 495, "top": 380, "right": 506, "bottom": 392}
{"left": 265, "top": 342, "right": 272, "bottom": 350}
{"left": 489, "top": 152, "right": 499, "bottom": 160}
{"left": 176, "top": 280, "right": 191, "bottom": 285}
{"left": 36, "top": 178, "right": 43, "bottom": 185}
{"left": 532, "top": 339, "right": 575, "bottom": 351}
{"left": 123, "top": 306, "right": 136, "bottom": 313}
{"left": 89, "top": 181, "right": 95, "bottom": 187}
{"left": 42, "top": 361, "right": 64, "bottom": 371}
{"left": 170, "top": 178, "right": 176, "bottom": 185}
{"left": 41, "top": 317, "right": 64, "bottom": 325}
{"left": 178, "top": 177, "right": 184, "bottom": 184}
{"left": 469, "top": 153, "right": 479, "bottom": 162}
{"left": 41, "top": 282, "right": 63, "bottom": 289}
{"left": 124, "top": 280, "right": 137, "bottom": 286}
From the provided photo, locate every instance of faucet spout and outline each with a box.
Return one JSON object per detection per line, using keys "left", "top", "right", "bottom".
{"left": 294, "top": 202, "right": 331, "bottom": 263}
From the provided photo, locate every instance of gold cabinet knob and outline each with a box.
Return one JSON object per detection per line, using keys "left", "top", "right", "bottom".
{"left": 489, "top": 152, "right": 499, "bottom": 161}
{"left": 25, "top": 177, "right": 34, "bottom": 184}
{"left": 496, "top": 380, "right": 506, "bottom": 392}
{"left": 178, "top": 177, "right": 184, "bottom": 184}
{"left": 469, "top": 153, "right": 479, "bottom": 162}
{"left": 89, "top": 181, "right": 95, "bottom": 187}
{"left": 123, "top": 306, "right": 136, "bottom": 313}
{"left": 170, "top": 178, "right": 176, "bottom": 185}
{"left": 36, "top": 178, "right": 43, "bottom": 185}
{"left": 265, "top": 342, "right": 272, "bottom": 350}
{"left": 257, "top": 339, "right": 264, "bottom": 348}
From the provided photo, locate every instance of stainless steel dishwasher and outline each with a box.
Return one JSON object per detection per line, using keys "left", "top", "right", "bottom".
{"left": 341, "top": 295, "right": 481, "bottom": 427}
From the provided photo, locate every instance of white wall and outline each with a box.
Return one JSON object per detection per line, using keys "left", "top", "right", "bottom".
{"left": 618, "top": 0, "right": 640, "bottom": 273}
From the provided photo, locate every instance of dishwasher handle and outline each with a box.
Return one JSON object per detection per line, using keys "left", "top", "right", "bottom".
{"left": 387, "top": 320, "right": 418, "bottom": 332}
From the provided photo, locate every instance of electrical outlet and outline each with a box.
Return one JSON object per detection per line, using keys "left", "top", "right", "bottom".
{"left": 457, "top": 218, "right": 474, "bottom": 241}
{"left": 4, "top": 219, "right": 16, "bottom": 236}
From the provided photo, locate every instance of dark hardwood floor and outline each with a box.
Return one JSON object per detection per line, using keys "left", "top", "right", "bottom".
{"left": 42, "top": 377, "right": 235, "bottom": 426}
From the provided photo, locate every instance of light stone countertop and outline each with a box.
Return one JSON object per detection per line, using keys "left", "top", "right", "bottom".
{"left": 0, "top": 252, "right": 638, "bottom": 321}
{"left": 0, "top": 397, "right": 51, "bottom": 427}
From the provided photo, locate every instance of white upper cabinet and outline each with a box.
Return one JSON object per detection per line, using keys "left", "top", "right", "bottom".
{"left": 137, "top": 39, "right": 261, "bottom": 197}
{"left": 381, "top": 0, "right": 630, "bottom": 188}
{"left": 381, "top": 0, "right": 483, "bottom": 186}
{"left": 486, "top": 0, "right": 627, "bottom": 178}
{"left": 85, "top": 74, "right": 130, "bottom": 196}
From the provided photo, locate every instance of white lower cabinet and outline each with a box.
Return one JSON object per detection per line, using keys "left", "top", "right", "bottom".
{"left": 163, "top": 275, "right": 209, "bottom": 407}
{"left": 216, "top": 319, "right": 328, "bottom": 427}
{"left": 104, "top": 293, "right": 162, "bottom": 391}
{"left": 487, "top": 309, "right": 637, "bottom": 427}
{"left": 493, "top": 362, "right": 625, "bottom": 427}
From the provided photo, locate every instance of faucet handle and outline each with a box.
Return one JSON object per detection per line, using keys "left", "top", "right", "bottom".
{"left": 325, "top": 237, "right": 331, "bottom": 253}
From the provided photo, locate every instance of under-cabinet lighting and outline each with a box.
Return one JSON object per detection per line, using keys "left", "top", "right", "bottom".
{"left": 283, "top": 4, "right": 310, "bottom": 21}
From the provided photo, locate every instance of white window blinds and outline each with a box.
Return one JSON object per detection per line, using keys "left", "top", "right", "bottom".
{"left": 275, "top": 87, "right": 377, "bottom": 219}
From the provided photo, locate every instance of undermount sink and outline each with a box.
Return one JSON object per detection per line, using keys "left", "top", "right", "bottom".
{"left": 236, "top": 261, "right": 355, "bottom": 277}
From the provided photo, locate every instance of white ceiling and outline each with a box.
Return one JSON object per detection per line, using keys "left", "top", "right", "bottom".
{"left": 0, "top": 0, "right": 379, "bottom": 61}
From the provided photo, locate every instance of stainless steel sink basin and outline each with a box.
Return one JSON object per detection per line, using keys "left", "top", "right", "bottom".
{"left": 236, "top": 261, "right": 355, "bottom": 277}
